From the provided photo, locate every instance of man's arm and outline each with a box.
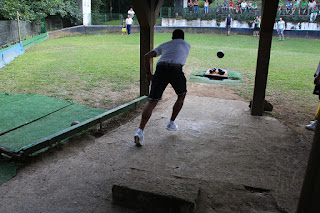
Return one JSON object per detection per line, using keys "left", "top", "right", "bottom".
{"left": 144, "top": 50, "right": 157, "bottom": 82}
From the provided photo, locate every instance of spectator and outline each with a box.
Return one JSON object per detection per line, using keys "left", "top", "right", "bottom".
{"left": 194, "top": 0, "right": 199, "bottom": 13}
{"left": 188, "top": 1, "right": 194, "bottom": 12}
{"left": 204, "top": 0, "right": 209, "bottom": 13}
{"left": 236, "top": 1, "right": 241, "bottom": 13}
{"left": 125, "top": 15, "right": 133, "bottom": 35}
{"left": 223, "top": 0, "right": 228, "bottom": 12}
{"left": 300, "top": 0, "right": 308, "bottom": 14}
{"left": 248, "top": 1, "right": 253, "bottom": 12}
{"left": 286, "top": 0, "right": 293, "bottom": 14}
{"left": 308, "top": 0, "right": 316, "bottom": 14}
{"left": 229, "top": 0, "right": 234, "bottom": 13}
{"left": 225, "top": 14, "right": 233, "bottom": 36}
{"left": 306, "top": 61, "right": 320, "bottom": 131}
{"left": 121, "top": 19, "right": 126, "bottom": 35}
{"left": 241, "top": 0, "right": 248, "bottom": 13}
{"left": 216, "top": 0, "right": 222, "bottom": 13}
{"left": 291, "top": 0, "right": 300, "bottom": 15}
{"left": 278, "top": 0, "right": 284, "bottom": 14}
{"left": 277, "top": 17, "right": 285, "bottom": 41}
{"left": 310, "top": 5, "right": 318, "bottom": 22}
{"left": 252, "top": 1, "right": 258, "bottom": 14}
{"left": 128, "top": 8, "right": 135, "bottom": 19}
{"left": 253, "top": 16, "right": 260, "bottom": 37}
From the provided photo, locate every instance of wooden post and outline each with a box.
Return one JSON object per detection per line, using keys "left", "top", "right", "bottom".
{"left": 17, "top": 11, "right": 21, "bottom": 43}
{"left": 139, "top": 26, "right": 154, "bottom": 96}
{"left": 251, "top": 0, "right": 279, "bottom": 116}
{"left": 131, "top": 0, "right": 164, "bottom": 97}
{"left": 297, "top": 123, "right": 320, "bottom": 212}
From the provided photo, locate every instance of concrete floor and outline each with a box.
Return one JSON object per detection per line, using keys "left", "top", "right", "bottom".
{"left": 0, "top": 95, "right": 311, "bottom": 213}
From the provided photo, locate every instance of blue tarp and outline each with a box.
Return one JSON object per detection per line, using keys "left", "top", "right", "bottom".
{"left": 0, "top": 43, "right": 24, "bottom": 68}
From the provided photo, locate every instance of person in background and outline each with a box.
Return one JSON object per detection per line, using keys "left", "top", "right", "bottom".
{"left": 225, "top": 14, "right": 233, "bottom": 36}
{"left": 277, "top": 17, "right": 285, "bottom": 41}
{"left": 241, "top": 0, "right": 248, "bottom": 13}
{"left": 134, "top": 29, "right": 191, "bottom": 146}
{"left": 308, "top": 0, "right": 317, "bottom": 14}
{"left": 310, "top": 5, "right": 318, "bottom": 22}
{"left": 236, "top": 1, "right": 241, "bottom": 13}
{"left": 252, "top": 1, "right": 258, "bottom": 14}
{"left": 278, "top": 0, "right": 284, "bottom": 14}
{"left": 286, "top": 0, "right": 293, "bottom": 14}
{"left": 204, "top": 0, "right": 209, "bottom": 13}
{"left": 223, "top": 0, "right": 228, "bottom": 12}
{"left": 194, "top": 0, "right": 199, "bottom": 13}
{"left": 291, "top": 0, "right": 300, "bottom": 15}
{"left": 306, "top": 61, "right": 320, "bottom": 131}
{"left": 121, "top": 19, "right": 126, "bottom": 35}
{"left": 128, "top": 8, "right": 135, "bottom": 19}
{"left": 300, "top": 0, "right": 308, "bottom": 14}
{"left": 229, "top": 0, "right": 234, "bottom": 13}
{"left": 125, "top": 15, "right": 133, "bottom": 35}
{"left": 248, "top": 1, "right": 253, "bottom": 12}
{"left": 253, "top": 16, "right": 260, "bottom": 37}
{"left": 188, "top": 0, "right": 194, "bottom": 13}
{"left": 216, "top": 0, "right": 222, "bottom": 13}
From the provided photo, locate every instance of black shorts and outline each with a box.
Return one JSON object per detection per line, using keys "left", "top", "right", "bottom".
{"left": 149, "top": 64, "right": 187, "bottom": 100}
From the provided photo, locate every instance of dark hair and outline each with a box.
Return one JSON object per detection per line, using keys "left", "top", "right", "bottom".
{"left": 172, "top": 29, "right": 184, "bottom": 40}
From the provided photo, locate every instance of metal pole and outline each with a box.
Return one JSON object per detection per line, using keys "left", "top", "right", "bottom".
{"left": 17, "top": 11, "right": 21, "bottom": 43}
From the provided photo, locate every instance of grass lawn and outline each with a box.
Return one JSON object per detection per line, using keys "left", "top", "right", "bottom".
{"left": 0, "top": 33, "right": 319, "bottom": 134}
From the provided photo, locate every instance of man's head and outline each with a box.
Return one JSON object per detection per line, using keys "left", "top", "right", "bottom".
{"left": 279, "top": 17, "right": 283, "bottom": 21}
{"left": 172, "top": 29, "right": 184, "bottom": 40}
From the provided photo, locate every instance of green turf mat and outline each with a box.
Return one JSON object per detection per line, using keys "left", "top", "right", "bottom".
{"left": 0, "top": 161, "right": 17, "bottom": 185}
{"left": 0, "top": 95, "right": 72, "bottom": 135}
{"left": 189, "top": 70, "right": 242, "bottom": 85}
{"left": 0, "top": 94, "right": 35, "bottom": 107}
{"left": 0, "top": 104, "right": 106, "bottom": 151}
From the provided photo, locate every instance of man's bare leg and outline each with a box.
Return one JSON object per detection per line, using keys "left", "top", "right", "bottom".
{"left": 139, "top": 100, "right": 159, "bottom": 130}
{"left": 170, "top": 94, "right": 186, "bottom": 121}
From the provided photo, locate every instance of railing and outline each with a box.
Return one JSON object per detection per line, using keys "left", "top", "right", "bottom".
{"left": 90, "top": 7, "right": 318, "bottom": 26}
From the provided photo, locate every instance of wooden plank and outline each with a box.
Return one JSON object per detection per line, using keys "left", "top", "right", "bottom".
{"left": 251, "top": 0, "right": 279, "bottom": 116}
{"left": 0, "top": 96, "right": 148, "bottom": 157}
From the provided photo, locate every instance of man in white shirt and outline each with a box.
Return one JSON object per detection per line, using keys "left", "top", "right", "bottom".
{"left": 125, "top": 15, "right": 133, "bottom": 35}
{"left": 134, "top": 29, "right": 191, "bottom": 146}
{"left": 128, "top": 8, "right": 135, "bottom": 19}
{"left": 241, "top": 0, "right": 248, "bottom": 13}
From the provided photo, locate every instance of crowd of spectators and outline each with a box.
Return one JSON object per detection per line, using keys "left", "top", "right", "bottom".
{"left": 186, "top": 0, "right": 318, "bottom": 22}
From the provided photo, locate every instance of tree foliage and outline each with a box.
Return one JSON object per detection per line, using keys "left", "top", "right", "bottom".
{"left": 0, "top": 0, "right": 82, "bottom": 23}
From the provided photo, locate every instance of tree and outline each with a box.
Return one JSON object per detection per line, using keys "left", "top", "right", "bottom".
{"left": 0, "top": 0, "right": 82, "bottom": 24}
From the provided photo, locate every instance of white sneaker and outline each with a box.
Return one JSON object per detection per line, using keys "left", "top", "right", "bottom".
{"left": 306, "top": 120, "right": 317, "bottom": 131}
{"left": 134, "top": 129, "right": 144, "bottom": 146}
{"left": 166, "top": 121, "right": 179, "bottom": 131}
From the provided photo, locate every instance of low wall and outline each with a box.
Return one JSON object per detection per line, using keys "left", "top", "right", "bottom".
{"left": 161, "top": 18, "right": 320, "bottom": 31}
{"left": 47, "top": 25, "right": 320, "bottom": 39}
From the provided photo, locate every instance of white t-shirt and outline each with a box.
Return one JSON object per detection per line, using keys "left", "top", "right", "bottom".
{"left": 153, "top": 39, "right": 191, "bottom": 66}
{"left": 204, "top": 2, "right": 209, "bottom": 7}
{"left": 128, "top": 10, "right": 135, "bottom": 18}
{"left": 241, "top": 2, "right": 248, "bottom": 8}
{"left": 278, "top": 20, "right": 285, "bottom": 29}
{"left": 126, "top": 17, "right": 133, "bottom": 25}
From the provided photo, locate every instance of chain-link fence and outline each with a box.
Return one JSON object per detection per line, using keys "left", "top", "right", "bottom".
{"left": 0, "top": 20, "right": 43, "bottom": 50}
{"left": 91, "top": 6, "right": 317, "bottom": 27}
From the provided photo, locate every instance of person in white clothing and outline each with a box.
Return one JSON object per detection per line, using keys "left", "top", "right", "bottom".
{"left": 277, "top": 17, "right": 285, "bottom": 41}
{"left": 125, "top": 15, "right": 133, "bottom": 35}
{"left": 134, "top": 29, "right": 191, "bottom": 146}
{"left": 128, "top": 8, "right": 135, "bottom": 19}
